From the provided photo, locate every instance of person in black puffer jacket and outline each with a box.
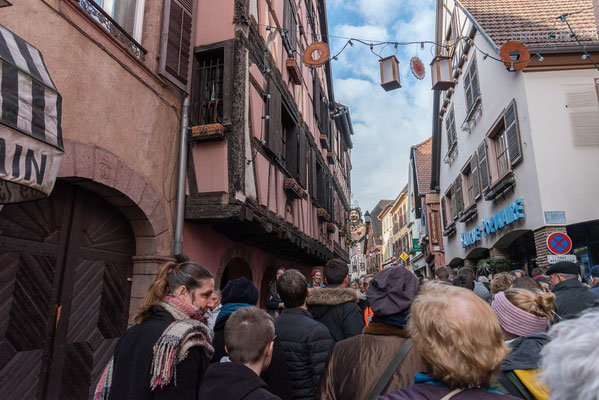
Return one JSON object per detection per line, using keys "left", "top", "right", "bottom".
{"left": 211, "top": 277, "right": 293, "bottom": 400}
{"left": 308, "top": 258, "right": 364, "bottom": 342}
{"left": 275, "top": 269, "right": 333, "bottom": 400}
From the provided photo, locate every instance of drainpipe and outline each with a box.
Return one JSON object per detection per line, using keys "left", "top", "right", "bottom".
{"left": 173, "top": 96, "right": 190, "bottom": 261}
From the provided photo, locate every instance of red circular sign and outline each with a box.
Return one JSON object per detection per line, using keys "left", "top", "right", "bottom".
{"left": 546, "top": 232, "right": 573, "bottom": 255}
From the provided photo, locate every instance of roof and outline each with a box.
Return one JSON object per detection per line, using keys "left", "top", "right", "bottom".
{"left": 370, "top": 199, "right": 394, "bottom": 240}
{"left": 458, "top": 0, "right": 599, "bottom": 49}
{"left": 412, "top": 137, "right": 433, "bottom": 195}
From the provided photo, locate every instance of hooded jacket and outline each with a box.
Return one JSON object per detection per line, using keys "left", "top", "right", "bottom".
{"left": 211, "top": 308, "right": 293, "bottom": 400}
{"left": 376, "top": 384, "right": 519, "bottom": 400}
{"left": 275, "top": 308, "right": 333, "bottom": 400}
{"left": 307, "top": 287, "right": 365, "bottom": 342}
{"left": 318, "top": 322, "right": 427, "bottom": 400}
{"left": 198, "top": 362, "right": 281, "bottom": 400}
{"left": 552, "top": 278, "right": 599, "bottom": 319}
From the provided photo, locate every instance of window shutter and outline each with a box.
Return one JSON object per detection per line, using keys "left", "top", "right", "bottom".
{"left": 313, "top": 75, "right": 321, "bottom": 123}
{"left": 159, "top": 0, "right": 195, "bottom": 93}
{"left": 477, "top": 140, "right": 490, "bottom": 192}
{"left": 298, "top": 130, "right": 307, "bottom": 187}
{"left": 455, "top": 176, "right": 464, "bottom": 215}
{"left": 470, "top": 57, "right": 480, "bottom": 100}
{"left": 285, "top": 125, "right": 298, "bottom": 176}
{"left": 451, "top": 182, "right": 457, "bottom": 220}
{"left": 284, "top": 0, "right": 297, "bottom": 56}
{"left": 445, "top": 113, "right": 452, "bottom": 147}
{"left": 470, "top": 152, "right": 481, "bottom": 200}
{"left": 310, "top": 148, "right": 317, "bottom": 198}
{"left": 504, "top": 99, "right": 523, "bottom": 166}
{"left": 464, "top": 71, "right": 473, "bottom": 111}
{"left": 267, "top": 79, "right": 283, "bottom": 158}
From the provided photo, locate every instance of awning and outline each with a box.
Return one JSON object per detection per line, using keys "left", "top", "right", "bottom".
{"left": 0, "top": 23, "right": 63, "bottom": 203}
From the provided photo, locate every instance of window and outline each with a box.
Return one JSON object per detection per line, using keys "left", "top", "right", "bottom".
{"left": 461, "top": 162, "right": 474, "bottom": 208}
{"left": 446, "top": 107, "right": 457, "bottom": 153}
{"left": 494, "top": 128, "right": 510, "bottom": 178}
{"left": 93, "top": 0, "right": 145, "bottom": 41}
{"left": 194, "top": 48, "right": 224, "bottom": 125}
{"left": 464, "top": 55, "right": 481, "bottom": 114}
{"left": 485, "top": 99, "right": 522, "bottom": 186}
{"left": 442, "top": 189, "right": 453, "bottom": 229}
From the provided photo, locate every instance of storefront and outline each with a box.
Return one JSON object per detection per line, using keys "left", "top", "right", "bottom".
{"left": 569, "top": 220, "right": 599, "bottom": 278}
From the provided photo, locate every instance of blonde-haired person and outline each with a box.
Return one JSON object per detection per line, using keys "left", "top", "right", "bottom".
{"left": 491, "top": 288, "right": 554, "bottom": 399}
{"left": 376, "top": 283, "right": 518, "bottom": 399}
{"left": 95, "top": 262, "right": 215, "bottom": 400}
{"left": 491, "top": 272, "right": 517, "bottom": 296}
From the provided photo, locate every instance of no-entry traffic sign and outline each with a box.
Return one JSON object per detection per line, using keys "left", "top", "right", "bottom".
{"left": 546, "top": 232, "right": 573, "bottom": 255}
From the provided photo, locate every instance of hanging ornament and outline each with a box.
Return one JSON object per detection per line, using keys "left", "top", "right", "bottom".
{"left": 410, "top": 57, "right": 426, "bottom": 80}
{"left": 303, "top": 42, "right": 330, "bottom": 68}
{"left": 499, "top": 41, "right": 530, "bottom": 71}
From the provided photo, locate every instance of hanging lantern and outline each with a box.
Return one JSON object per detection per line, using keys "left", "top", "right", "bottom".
{"left": 430, "top": 55, "right": 454, "bottom": 90}
{"left": 379, "top": 55, "right": 401, "bottom": 91}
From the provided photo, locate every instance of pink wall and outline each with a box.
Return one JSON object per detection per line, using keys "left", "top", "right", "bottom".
{"left": 192, "top": 141, "right": 228, "bottom": 193}
{"left": 195, "top": 0, "right": 235, "bottom": 46}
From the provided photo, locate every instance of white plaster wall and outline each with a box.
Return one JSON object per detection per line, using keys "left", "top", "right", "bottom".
{"left": 523, "top": 69, "right": 599, "bottom": 226}
{"left": 439, "top": 32, "right": 545, "bottom": 263}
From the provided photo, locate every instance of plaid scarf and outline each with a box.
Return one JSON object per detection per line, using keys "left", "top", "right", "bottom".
{"left": 94, "top": 296, "right": 214, "bottom": 399}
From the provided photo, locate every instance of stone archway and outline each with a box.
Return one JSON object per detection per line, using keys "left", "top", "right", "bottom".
{"left": 216, "top": 245, "right": 255, "bottom": 289}
{"left": 57, "top": 140, "right": 174, "bottom": 320}
{"left": 220, "top": 257, "right": 254, "bottom": 290}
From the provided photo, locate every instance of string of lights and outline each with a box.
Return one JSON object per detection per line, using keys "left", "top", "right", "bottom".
{"left": 257, "top": 3, "right": 599, "bottom": 72}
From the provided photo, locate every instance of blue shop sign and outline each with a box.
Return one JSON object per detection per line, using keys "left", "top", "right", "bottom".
{"left": 461, "top": 199, "right": 525, "bottom": 248}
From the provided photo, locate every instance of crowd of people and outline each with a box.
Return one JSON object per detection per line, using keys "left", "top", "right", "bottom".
{"left": 94, "top": 260, "right": 599, "bottom": 400}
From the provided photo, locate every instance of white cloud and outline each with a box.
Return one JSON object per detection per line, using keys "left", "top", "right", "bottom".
{"left": 327, "top": 0, "right": 436, "bottom": 211}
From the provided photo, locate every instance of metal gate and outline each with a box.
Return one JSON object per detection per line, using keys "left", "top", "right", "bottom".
{"left": 0, "top": 182, "right": 135, "bottom": 399}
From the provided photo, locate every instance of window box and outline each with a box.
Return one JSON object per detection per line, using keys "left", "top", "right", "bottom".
{"left": 190, "top": 123, "right": 225, "bottom": 142}
{"left": 327, "top": 151, "right": 334, "bottom": 164}
{"left": 284, "top": 178, "right": 307, "bottom": 200}
{"left": 326, "top": 222, "right": 336, "bottom": 234}
{"left": 317, "top": 208, "right": 331, "bottom": 222}
{"left": 442, "top": 223, "right": 456, "bottom": 237}
{"left": 484, "top": 172, "right": 515, "bottom": 201}
{"left": 320, "top": 134, "right": 329, "bottom": 149}
{"left": 461, "top": 96, "right": 482, "bottom": 133}
{"left": 286, "top": 58, "right": 302, "bottom": 85}
{"left": 458, "top": 202, "right": 478, "bottom": 223}
{"left": 443, "top": 140, "right": 458, "bottom": 165}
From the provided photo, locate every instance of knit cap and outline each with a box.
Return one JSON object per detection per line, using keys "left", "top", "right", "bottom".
{"left": 491, "top": 291, "right": 549, "bottom": 337}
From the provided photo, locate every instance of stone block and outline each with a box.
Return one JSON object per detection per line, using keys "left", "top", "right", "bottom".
{"left": 74, "top": 142, "right": 95, "bottom": 179}
{"left": 135, "top": 236, "right": 157, "bottom": 256}
{"left": 149, "top": 203, "right": 170, "bottom": 235}
{"left": 114, "top": 160, "right": 133, "bottom": 195}
{"left": 131, "top": 274, "right": 156, "bottom": 298}
{"left": 155, "top": 230, "right": 172, "bottom": 255}
{"left": 139, "top": 186, "right": 159, "bottom": 218}
{"left": 58, "top": 140, "right": 76, "bottom": 177}
{"left": 94, "top": 148, "right": 118, "bottom": 187}
{"left": 126, "top": 172, "right": 147, "bottom": 205}
{"left": 130, "top": 219, "right": 155, "bottom": 237}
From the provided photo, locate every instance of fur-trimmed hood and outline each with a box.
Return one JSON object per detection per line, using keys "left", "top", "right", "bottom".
{"left": 307, "top": 287, "right": 359, "bottom": 306}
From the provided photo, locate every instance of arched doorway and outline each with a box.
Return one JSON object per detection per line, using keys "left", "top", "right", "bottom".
{"left": 0, "top": 181, "right": 135, "bottom": 399}
{"left": 220, "top": 257, "right": 253, "bottom": 290}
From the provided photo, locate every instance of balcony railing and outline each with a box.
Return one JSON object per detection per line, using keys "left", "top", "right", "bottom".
{"left": 78, "top": 0, "right": 146, "bottom": 60}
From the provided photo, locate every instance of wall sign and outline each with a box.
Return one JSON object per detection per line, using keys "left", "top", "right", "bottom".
{"left": 544, "top": 211, "right": 566, "bottom": 225}
{"left": 461, "top": 199, "right": 525, "bottom": 248}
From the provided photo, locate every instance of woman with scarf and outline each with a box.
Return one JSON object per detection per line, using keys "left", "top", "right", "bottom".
{"left": 265, "top": 267, "right": 286, "bottom": 318}
{"left": 211, "top": 277, "right": 293, "bottom": 399}
{"left": 491, "top": 288, "right": 554, "bottom": 399}
{"left": 94, "top": 261, "right": 215, "bottom": 400}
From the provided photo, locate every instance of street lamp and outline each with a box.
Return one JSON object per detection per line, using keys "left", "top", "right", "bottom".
{"left": 364, "top": 210, "right": 371, "bottom": 225}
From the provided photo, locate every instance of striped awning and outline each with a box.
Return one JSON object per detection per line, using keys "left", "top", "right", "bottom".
{"left": 0, "top": 23, "right": 63, "bottom": 203}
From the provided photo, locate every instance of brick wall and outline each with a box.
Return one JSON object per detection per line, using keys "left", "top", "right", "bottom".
{"left": 533, "top": 226, "right": 568, "bottom": 268}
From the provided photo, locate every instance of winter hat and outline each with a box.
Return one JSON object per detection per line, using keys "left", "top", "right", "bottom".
{"left": 590, "top": 265, "right": 599, "bottom": 277}
{"left": 491, "top": 291, "right": 548, "bottom": 337}
{"left": 221, "top": 277, "right": 259, "bottom": 305}
{"left": 367, "top": 266, "right": 419, "bottom": 317}
{"left": 545, "top": 261, "right": 579, "bottom": 276}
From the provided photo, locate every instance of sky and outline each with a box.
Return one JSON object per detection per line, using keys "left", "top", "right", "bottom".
{"left": 326, "top": 0, "right": 437, "bottom": 213}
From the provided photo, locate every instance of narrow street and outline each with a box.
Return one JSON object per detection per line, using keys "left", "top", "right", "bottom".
{"left": 0, "top": 1, "right": 598, "bottom": 399}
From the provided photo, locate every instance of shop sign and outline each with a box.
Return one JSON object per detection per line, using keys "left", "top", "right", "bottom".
{"left": 412, "top": 238, "right": 421, "bottom": 252}
{"left": 461, "top": 199, "right": 525, "bottom": 248}
{"left": 547, "top": 254, "right": 577, "bottom": 264}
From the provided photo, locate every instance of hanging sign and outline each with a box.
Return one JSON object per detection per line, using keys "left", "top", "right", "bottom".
{"left": 303, "top": 42, "right": 330, "bottom": 68}
{"left": 400, "top": 252, "right": 409, "bottom": 262}
{"left": 546, "top": 232, "right": 573, "bottom": 255}
{"left": 412, "top": 238, "right": 421, "bottom": 252}
{"left": 410, "top": 57, "right": 426, "bottom": 80}
{"left": 0, "top": 24, "right": 63, "bottom": 204}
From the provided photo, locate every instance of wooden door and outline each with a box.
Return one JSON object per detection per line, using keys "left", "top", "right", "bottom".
{"left": 0, "top": 182, "right": 135, "bottom": 399}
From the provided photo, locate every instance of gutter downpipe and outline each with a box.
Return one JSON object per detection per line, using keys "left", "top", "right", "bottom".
{"left": 173, "top": 96, "right": 190, "bottom": 260}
